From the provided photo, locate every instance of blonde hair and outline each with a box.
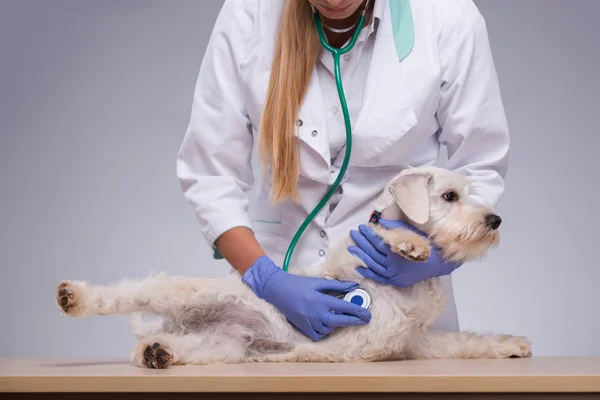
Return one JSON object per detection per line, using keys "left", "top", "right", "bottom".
{"left": 257, "top": 0, "right": 321, "bottom": 203}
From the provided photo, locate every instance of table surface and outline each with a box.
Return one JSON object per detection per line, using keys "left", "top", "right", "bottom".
{"left": 1, "top": 356, "right": 599, "bottom": 393}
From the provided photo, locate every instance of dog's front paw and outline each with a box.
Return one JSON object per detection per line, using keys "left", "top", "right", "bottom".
{"left": 56, "top": 281, "right": 85, "bottom": 316}
{"left": 391, "top": 235, "right": 431, "bottom": 262}
{"left": 497, "top": 335, "right": 533, "bottom": 359}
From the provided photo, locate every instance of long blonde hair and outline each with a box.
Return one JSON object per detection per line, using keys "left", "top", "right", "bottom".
{"left": 258, "top": 1, "right": 321, "bottom": 203}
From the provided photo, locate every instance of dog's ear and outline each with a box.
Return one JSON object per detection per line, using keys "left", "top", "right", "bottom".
{"left": 388, "top": 172, "right": 432, "bottom": 225}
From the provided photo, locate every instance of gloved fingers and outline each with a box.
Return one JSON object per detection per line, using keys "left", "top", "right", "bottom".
{"left": 378, "top": 218, "right": 427, "bottom": 237}
{"left": 307, "top": 329, "right": 327, "bottom": 341}
{"left": 350, "top": 228, "right": 387, "bottom": 263}
{"left": 287, "top": 318, "right": 326, "bottom": 341}
{"left": 311, "top": 321, "right": 334, "bottom": 337}
{"left": 348, "top": 246, "right": 389, "bottom": 276}
{"left": 428, "top": 245, "right": 463, "bottom": 271}
{"left": 322, "top": 312, "right": 370, "bottom": 328}
{"left": 355, "top": 266, "right": 389, "bottom": 285}
{"left": 314, "top": 325, "right": 333, "bottom": 336}
{"left": 314, "top": 277, "right": 359, "bottom": 293}
{"left": 302, "top": 319, "right": 333, "bottom": 341}
{"left": 449, "top": 260, "right": 463, "bottom": 271}
{"left": 357, "top": 224, "right": 392, "bottom": 256}
{"left": 326, "top": 297, "right": 372, "bottom": 322}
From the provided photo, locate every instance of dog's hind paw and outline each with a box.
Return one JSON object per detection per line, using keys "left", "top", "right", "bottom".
{"left": 56, "top": 281, "right": 85, "bottom": 316}
{"left": 142, "top": 342, "right": 172, "bottom": 369}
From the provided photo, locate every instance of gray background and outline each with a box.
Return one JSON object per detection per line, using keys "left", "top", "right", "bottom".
{"left": 1, "top": 0, "right": 598, "bottom": 358}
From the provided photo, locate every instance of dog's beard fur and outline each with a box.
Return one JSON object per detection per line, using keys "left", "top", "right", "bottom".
{"left": 429, "top": 205, "right": 501, "bottom": 263}
{"left": 55, "top": 166, "right": 531, "bottom": 368}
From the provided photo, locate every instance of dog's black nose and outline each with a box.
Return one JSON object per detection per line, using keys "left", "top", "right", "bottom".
{"left": 486, "top": 214, "right": 502, "bottom": 230}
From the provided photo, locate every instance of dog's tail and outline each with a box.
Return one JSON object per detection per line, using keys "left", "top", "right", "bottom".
{"left": 129, "top": 313, "right": 163, "bottom": 339}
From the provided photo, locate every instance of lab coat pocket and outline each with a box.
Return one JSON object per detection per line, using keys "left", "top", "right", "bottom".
{"left": 248, "top": 182, "right": 283, "bottom": 236}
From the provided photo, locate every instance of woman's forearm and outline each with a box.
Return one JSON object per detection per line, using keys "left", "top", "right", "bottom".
{"left": 214, "top": 227, "right": 266, "bottom": 275}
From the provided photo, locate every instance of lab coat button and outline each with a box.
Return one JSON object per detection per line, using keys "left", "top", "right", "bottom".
{"left": 320, "top": 230, "right": 326, "bottom": 237}
{"left": 344, "top": 53, "right": 352, "bottom": 61}
{"left": 319, "top": 249, "right": 325, "bottom": 257}
{"left": 297, "top": 119, "right": 303, "bottom": 127}
{"left": 311, "top": 130, "right": 318, "bottom": 137}
{"left": 331, "top": 106, "right": 338, "bottom": 115}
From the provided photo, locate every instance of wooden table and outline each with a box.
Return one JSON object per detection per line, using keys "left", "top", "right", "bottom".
{"left": 1, "top": 357, "right": 599, "bottom": 399}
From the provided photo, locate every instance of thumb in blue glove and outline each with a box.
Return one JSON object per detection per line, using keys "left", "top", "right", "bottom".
{"left": 348, "top": 219, "right": 462, "bottom": 288}
{"left": 241, "top": 255, "right": 372, "bottom": 341}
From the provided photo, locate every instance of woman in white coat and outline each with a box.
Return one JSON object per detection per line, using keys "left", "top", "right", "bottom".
{"left": 176, "top": 0, "right": 509, "bottom": 341}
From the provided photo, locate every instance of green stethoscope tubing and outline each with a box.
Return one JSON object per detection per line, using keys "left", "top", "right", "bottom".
{"left": 282, "top": 3, "right": 371, "bottom": 272}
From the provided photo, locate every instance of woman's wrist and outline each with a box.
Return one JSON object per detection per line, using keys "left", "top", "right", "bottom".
{"left": 213, "top": 226, "right": 266, "bottom": 275}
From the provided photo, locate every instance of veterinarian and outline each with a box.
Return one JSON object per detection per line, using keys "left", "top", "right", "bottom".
{"left": 177, "top": 0, "right": 509, "bottom": 341}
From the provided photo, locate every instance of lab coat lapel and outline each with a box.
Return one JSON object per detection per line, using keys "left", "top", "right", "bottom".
{"left": 345, "top": 0, "right": 417, "bottom": 167}
{"left": 296, "top": 67, "right": 332, "bottom": 184}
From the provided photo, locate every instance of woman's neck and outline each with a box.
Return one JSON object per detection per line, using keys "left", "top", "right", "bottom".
{"left": 321, "top": 1, "right": 374, "bottom": 49}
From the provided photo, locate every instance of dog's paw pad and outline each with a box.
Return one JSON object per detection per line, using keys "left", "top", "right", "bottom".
{"left": 56, "top": 281, "right": 84, "bottom": 316}
{"left": 143, "top": 343, "right": 172, "bottom": 369}
{"left": 393, "top": 240, "right": 430, "bottom": 262}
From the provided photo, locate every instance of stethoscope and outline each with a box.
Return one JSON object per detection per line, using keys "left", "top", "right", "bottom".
{"left": 281, "top": 1, "right": 373, "bottom": 309}
{"left": 282, "top": 0, "right": 371, "bottom": 274}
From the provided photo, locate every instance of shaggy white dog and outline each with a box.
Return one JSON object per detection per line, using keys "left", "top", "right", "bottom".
{"left": 56, "top": 166, "right": 531, "bottom": 368}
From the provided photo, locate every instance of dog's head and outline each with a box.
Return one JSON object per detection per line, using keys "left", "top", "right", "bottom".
{"left": 375, "top": 166, "right": 501, "bottom": 263}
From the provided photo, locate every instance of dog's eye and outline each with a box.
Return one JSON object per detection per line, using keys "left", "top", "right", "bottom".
{"left": 443, "top": 191, "right": 458, "bottom": 202}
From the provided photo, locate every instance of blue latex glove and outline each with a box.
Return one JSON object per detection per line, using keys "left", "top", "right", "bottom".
{"left": 348, "top": 219, "right": 462, "bottom": 287}
{"left": 242, "top": 255, "right": 372, "bottom": 341}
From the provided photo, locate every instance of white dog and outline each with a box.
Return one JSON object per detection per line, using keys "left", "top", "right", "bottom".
{"left": 56, "top": 166, "right": 531, "bottom": 368}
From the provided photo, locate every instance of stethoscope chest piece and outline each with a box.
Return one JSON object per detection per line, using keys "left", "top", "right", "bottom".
{"left": 342, "top": 288, "right": 372, "bottom": 310}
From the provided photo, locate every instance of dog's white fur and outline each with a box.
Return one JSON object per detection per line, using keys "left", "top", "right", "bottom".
{"left": 56, "top": 166, "right": 531, "bottom": 368}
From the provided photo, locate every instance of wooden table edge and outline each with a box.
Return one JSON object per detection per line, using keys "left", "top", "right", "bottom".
{"left": 2, "top": 375, "right": 600, "bottom": 393}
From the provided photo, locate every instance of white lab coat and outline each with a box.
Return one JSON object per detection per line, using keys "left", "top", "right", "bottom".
{"left": 176, "top": 0, "right": 510, "bottom": 332}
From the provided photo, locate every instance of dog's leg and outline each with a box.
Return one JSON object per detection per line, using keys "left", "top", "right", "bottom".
{"left": 55, "top": 274, "right": 238, "bottom": 317}
{"left": 406, "top": 330, "right": 532, "bottom": 359}
{"left": 131, "top": 333, "right": 294, "bottom": 368}
{"left": 131, "top": 332, "right": 246, "bottom": 368}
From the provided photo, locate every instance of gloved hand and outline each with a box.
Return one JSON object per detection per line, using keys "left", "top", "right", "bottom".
{"left": 347, "top": 219, "right": 462, "bottom": 288}
{"left": 241, "top": 255, "right": 372, "bottom": 341}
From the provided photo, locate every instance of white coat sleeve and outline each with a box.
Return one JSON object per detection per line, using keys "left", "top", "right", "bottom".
{"left": 176, "top": 0, "right": 258, "bottom": 258}
{"left": 435, "top": 1, "right": 510, "bottom": 209}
